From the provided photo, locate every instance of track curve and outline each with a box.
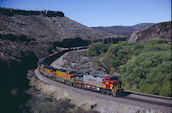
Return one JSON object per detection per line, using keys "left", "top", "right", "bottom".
{"left": 34, "top": 48, "right": 172, "bottom": 113}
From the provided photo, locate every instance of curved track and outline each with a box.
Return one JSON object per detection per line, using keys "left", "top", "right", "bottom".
{"left": 35, "top": 48, "right": 172, "bottom": 113}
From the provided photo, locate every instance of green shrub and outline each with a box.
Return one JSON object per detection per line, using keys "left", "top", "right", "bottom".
{"left": 146, "top": 38, "right": 168, "bottom": 45}
{"left": 88, "top": 42, "right": 108, "bottom": 56}
{"left": 120, "top": 50, "right": 171, "bottom": 96}
{"left": 104, "top": 41, "right": 144, "bottom": 68}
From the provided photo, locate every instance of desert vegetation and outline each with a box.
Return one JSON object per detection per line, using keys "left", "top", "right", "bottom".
{"left": 53, "top": 37, "right": 90, "bottom": 48}
{"left": 0, "top": 51, "right": 38, "bottom": 113}
{"left": 0, "top": 34, "right": 35, "bottom": 43}
{"left": 87, "top": 38, "right": 171, "bottom": 97}
{"left": 0, "top": 7, "right": 64, "bottom": 17}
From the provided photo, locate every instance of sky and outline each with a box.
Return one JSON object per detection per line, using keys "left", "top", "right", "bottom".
{"left": 0, "top": 0, "right": 171, "bottom": 27}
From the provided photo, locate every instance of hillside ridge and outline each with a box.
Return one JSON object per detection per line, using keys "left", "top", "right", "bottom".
{"left": 92, "top": 23, "right": 155, "bottom": 35}
{"left": 128, "top": 21, "right": 171, "bottom": 43}
{"left": 0, "top": 8, "right": 126, "bottom": 61}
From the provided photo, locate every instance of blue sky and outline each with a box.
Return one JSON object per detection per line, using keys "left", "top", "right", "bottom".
{"left": 0, "top": 0, "right": 171, "bottom": 27}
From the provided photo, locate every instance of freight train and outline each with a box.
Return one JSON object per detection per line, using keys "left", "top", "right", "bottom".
{"left": 38, "top": 47, "right": 123, "bottom": 96}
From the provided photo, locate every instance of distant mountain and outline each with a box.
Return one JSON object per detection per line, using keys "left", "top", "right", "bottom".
{"left": 92, "top": 23, "right": 155, "bottom": 35}
{"left": 0, "top": 8, "right": 126, "bottom": 60}
{"left": 128, "top": 21, "right": 171, "bottom": 44}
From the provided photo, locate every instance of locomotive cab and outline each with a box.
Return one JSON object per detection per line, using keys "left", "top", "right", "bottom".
{"left": 102, "top": 76, "right": 123, "bottom": 96}
{"left": 110, "top": 76, "right": 119, "bottom": 81}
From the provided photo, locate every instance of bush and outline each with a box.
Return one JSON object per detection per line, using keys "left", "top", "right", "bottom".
{"left": 0, "top": 8, "right": 64, "bottom": 17}
{"left": 0, "top": 51, "right": 38, "bottom": 113}
{"left": 88, "top": 42, "right": 109, "bottom": 56}
{"left": 104, "top": 41, "right": 143, "bottom": 68}
{"left": 53, "top": 37, "right": 89, "bottom": 48}
{"left": 0, "top": 34, "right": 35, "bottom": 43}
{"left": 120, "top": 39, "right": 171, "bottom": 96}
{"left": 146, "top": 38, "right": 168, "bottom": 45}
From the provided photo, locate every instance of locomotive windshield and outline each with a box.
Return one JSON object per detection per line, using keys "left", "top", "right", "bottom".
{"left": 69, "top": 71, "right": 76, "bottom": 74}
{"left": 110, "top": 77, "right": 119, "bottom": 81}
{"left": 75, "top": 72, "right": 83, "bottom": 77}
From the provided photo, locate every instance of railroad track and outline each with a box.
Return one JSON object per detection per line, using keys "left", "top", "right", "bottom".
{"left": 34, "top": 47, "right": 172, "bottom": 113}
{"left": 123, "top": 94, "right": 172, "bottom": 107}
{"left": 125, "top": 90, "right": 172, "bottom": 101}
{"left": 35, "top": 69, "right": 172, "bottom": 113}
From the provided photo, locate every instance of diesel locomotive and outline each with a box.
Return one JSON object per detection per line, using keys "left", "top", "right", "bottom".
{"left": 38, "top": 48, "right": 123, "bottom": 96}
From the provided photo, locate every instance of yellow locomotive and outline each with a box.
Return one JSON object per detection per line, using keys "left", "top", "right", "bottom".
{"left": 39, "top": 62, "right": 76, "bottom": 83}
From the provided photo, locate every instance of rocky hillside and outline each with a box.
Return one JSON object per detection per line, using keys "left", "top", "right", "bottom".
{"left": 0, "top": 8, "right": 126, "bottom": 61}
{"left": 128, "top": 21, "right": 171, "bottom": 43}
{"left": 92, "top": 23, "right": 154, "bottom": 35}
{"left": 0, "top": 8, "right": 125, "bottom": 42}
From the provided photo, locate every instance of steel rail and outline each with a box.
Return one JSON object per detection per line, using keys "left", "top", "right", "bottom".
{"left": 125, "top": 90, "right": 172, "bottom": 101}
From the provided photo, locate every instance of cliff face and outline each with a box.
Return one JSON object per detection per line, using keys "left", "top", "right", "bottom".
{"left": 128, "top": 21, "right": 171, "bottom": 43}
{"left": 92, "top": 23, "right": 154, "bottom": 36}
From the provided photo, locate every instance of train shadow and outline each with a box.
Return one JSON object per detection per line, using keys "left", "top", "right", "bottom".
{"left": 118, "top": 91, "right": 132, "bottom": 97}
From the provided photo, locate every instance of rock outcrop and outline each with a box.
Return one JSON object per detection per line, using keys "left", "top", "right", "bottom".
{"left": 128, "top": 21, "right": 171, "bottom": 43}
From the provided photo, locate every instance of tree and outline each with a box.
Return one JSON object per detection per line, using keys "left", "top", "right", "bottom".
{"left": 120, "top": 43, "right": 171, "bottom": 97}
{"left": 88, "top": 42, "right": 108, "bottom": 56}
{"left": 104, "top": 41, "right": 143, "bottom": 69}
